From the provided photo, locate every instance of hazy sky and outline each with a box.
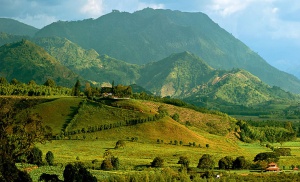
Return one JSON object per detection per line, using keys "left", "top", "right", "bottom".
{"left": 1, "top": 0, "right": 299, "bottom": 75}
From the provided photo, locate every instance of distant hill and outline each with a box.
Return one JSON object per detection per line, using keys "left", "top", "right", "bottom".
{"left": 33, "top": 37, "right": 141, "bottom": 85}
{"left": 0, "top": 18, "right": 38, "bottom": 36}
{"left": 138, "top": 51, "right": 215, "bottom": 97}
{"left": 138, "top": 52, "right": 297, "bottom": 108}
{"left": 0, "top": 39, "right": 79, "bottom": 86}
{"left": 0, "top": 32, "right": 27, "bottom": 46}
{"left": 185, "top": 69, "right": 297, "bottom": 111}
{"left": 34, "top": 8, "right": 300, "bottom": 93}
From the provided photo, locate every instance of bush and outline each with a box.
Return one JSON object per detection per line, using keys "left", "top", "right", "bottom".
{"left": 63, "top": 163, "right": 97, "bottom": 182}
{"left": 254, "top": 152, "right": 279, "bottom": 163}
{"left": 39, "top": 173, "right": 60, "bottom": 182}
{"left": 178, "top": 156, "right": 190, "bottom": 168}
{"left": 45, "top": 151, "right": 54, "bottom": 166}
{"left": 151, "top": 157, "right": 164, "bottom": 168}
{"left": 197, "top": 154, "right": 215, "bottom": 170}
{"left": 101, "top": 159, "right": 114, "bottom": 171}
{"left": 218, "top": 156, "right": 233, "bottom": 169}
{"left": 27, "top": 147, "right": 43, "bottom": 166}
{"left": 274, "top": 148, "right": 291, "bottom": 156}
{"left": 115, "top": 140, "right": 126, "bottom": 149}
{"left": 232, "top": 156, "right": 250, "bottom": 169}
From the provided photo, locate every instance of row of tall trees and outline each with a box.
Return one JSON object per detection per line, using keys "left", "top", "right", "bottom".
{"left": 237, "top": 120, "right": 296, "bottom": 143}
{"left": 0, "top": 77, "right": 72, "bottom": 96}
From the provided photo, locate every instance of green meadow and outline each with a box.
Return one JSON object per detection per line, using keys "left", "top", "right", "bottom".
{"left": 16, "top": 96, "right": 300, "bottom": 181}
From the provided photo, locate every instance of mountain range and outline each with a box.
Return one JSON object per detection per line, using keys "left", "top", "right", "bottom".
{"left": 33, "top": 8, "right": 300, "bottom": 93}
{"left": 0, "top": 8, "right": 299, "bottom": 112}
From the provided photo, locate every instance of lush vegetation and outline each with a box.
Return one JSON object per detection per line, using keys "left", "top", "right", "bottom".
{"left": 0, "top": 39, "right": 79, "bottom": 87}
{"left": 34, "top": 8, "right": 300, "bottom": 93}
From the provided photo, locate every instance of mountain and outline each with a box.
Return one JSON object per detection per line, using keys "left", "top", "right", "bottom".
{"left": 138, "top": 51, "right": 215, "bottom": 97}
{"left": 185, "top": 69, "right": 297, "bottom": 111}
{"left": 34, "top": 8, "right": 300, "bottom": 93}
{"left": 0, "top": 18, "right": 38, "bottom": 36}
{"left": 138, "top": 52, "right": 297, "bottom": 108}
{"left": 33, "top": 37, "right": 140, "bottom": 85}
{"left": 0, "top": 39, "right": 79, "bottom": 86}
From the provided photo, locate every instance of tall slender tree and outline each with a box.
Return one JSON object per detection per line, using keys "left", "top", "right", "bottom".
{"left": 72, "top": 80, "right": 81, "bottom": 96}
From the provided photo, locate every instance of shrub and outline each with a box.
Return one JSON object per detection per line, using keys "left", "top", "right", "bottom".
{"left": 197, "top": 154, "right": 215, "bottom": 170}
{"left": 63, "top": 163, "right": 97, "bottom": 182}
{"left": 45, "top": 151, "right": 54, "bottom": 166}
{"left": 232, "top": 156, "right": 250, "bottom": 169}
{"left": 115, "top": 140, "right": 126, "bottom": 149}
{"left": 27, "top": 147, "right": 43, "bottom": 166}
{"left": 172, "top": 113, "right": 180, "bottom": 122}
{"left": 218, "top": 156, "right": 233, "bottom": 169}
{"left": 101, "top": 159, "right": 114, "bottom": 171}
{"left": 178, "top": 156, "right": 190, "bottom": 168}
{"left": 274, "top": 148, "right": 291, "bottom": 156}
{"left": 39, "top": 173, "right": 60, "bottom": 182}
{"left": 151, "top": 157, "right": 164, "bottom": 168}
{"left": 254, "top": 152, "right": 279, "bottom": 163}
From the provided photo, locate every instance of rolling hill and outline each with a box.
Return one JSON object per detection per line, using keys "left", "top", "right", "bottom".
{"left": 34, "top": 8, "right": 300, "bottom": 93}
{"left": 0, "top": 39, "right": 79, "bottom": 86}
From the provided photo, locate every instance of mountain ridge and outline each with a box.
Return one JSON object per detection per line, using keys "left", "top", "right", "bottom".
{"left": 33, "top": 8, "right": 300, "bottom": 93}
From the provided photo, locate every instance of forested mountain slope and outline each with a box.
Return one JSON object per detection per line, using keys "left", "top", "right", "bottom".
{"left": 0, "top": 40, "right": 79, "bottom": 86}
{"left": 34, "top": 8, "right": 300, "bottom": 93}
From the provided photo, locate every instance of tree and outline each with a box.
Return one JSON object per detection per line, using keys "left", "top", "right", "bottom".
{"left": 0, "top": 98, "right": 52, "bottom": 181}
{"left": 101, "top": 150, "right": 119, "bottom": 170}
{"left": 44, "top": 78, "right": 56, "bottom": 87}
{"left": 84, "top": 82, "right": 92, "bottom": 98}
{"left": 115, "top": 140, "right": 126, "bottom": 149}
{"left": 232, "top": 156, "right": 249, "bottom": 169}
{"left": 28, "top": 80, "right": 37, "bottom": 85}
{"left": 151, "top": 157, "right": 164, "bottom": 168}
{"left": 171, "top": 113, "right": 180, "bottom": 122}
{"left": 178, "top": 156, "right": 190, "bottom": 168}
{"left": 218, "top": 156, "right": 233, "bottom": 169}
{"left": 10, "top": 78, "right": 20, "bottom": 85}
{"left": 253, "top": 152, "right": 279, "bottom": 163}
{"left": 27, "top": 147, "right": 43, "bottom": 166}
{"left": 45, "top": 151, "right": 54, "bottom": 166}
{"left": 0, "top": 77, "right": 8, "bottom": 85}
{"left": 101, "top": 159, "right": 114, "bottom": 171}
{"left": 63, "top": 163, "right": 97, "bottom": 182}
{"left": 72, "top": 80, "right": 81, "bottom": 96}
{"left": 197, "top": 154, "right": 215, "bottom": 170}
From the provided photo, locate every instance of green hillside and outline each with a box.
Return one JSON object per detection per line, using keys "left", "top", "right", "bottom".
{"left": 138, "top": 51, "right": 215, "bottom": 97}
{"left": 33, "top": 37, "right": 140, "bottom": 85}
{"left": 0, "top": 32, "right": 27, "bottom": 46}
{"left": 185, "top": 69, "right": 298, "bottom": 113}
{"left": 0, "top": 18, "right": 38, "bottom": 36}
{"left": 34, "top": 8, "right": 300, "bottom": 93}
{"left": 0, "top": 39, "right": 80, "bottom": 86}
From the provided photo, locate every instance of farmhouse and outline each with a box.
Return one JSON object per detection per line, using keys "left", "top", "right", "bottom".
{"left": 266, "top": 162, "right": 280, "bottom": 172}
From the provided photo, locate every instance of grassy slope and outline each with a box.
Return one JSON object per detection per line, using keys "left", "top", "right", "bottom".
{"left": 27, "top": 97, "right": 300, "bottom": 180}
{"left": 32, "top": 97, "right": 83, "bottom": 135}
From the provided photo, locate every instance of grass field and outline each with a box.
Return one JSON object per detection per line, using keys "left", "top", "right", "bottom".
{"left": 15, "top": 97, "right": 300, "bottom": 181}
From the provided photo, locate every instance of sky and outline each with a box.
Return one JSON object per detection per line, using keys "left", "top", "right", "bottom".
{"left": 0, "top": 0, "right": 299, "bottom": 76}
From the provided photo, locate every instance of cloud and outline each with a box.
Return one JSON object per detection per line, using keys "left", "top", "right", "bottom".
{"left": 16, "top": 14, "right": 57, "bottom": 29}
{"left": 137, "top": 2, "right": 165, "bottom": 10}
{"left": 80, "top": 0, "right": 104, "bottom": 18}
{"left": 208, "top": 0, "right": 253, "bottom": 17}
